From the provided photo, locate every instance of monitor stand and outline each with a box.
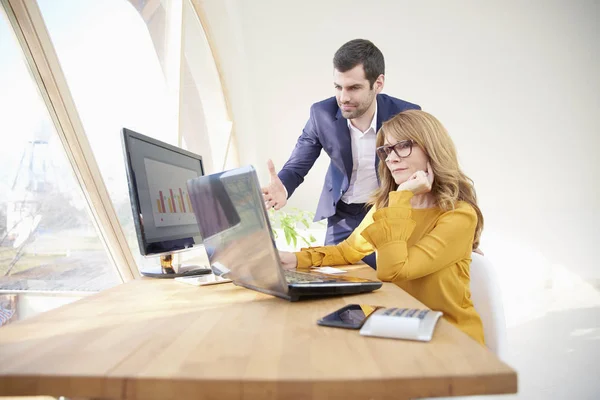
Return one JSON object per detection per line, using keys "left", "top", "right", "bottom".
{"left": 141, "top": 254, "right": 212, "bottom": 279}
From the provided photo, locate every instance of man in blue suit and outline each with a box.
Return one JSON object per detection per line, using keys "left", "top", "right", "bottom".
{"left": 262, "top": 39, "right": 420, "bottom": 269}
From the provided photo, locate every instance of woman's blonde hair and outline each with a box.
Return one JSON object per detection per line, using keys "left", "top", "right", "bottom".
{"left": 369, "top": 110, "right": 483, "bottom": 249}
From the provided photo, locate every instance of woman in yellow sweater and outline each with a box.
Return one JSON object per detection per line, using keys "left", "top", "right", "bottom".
{"left": 279, "top": 110, "right": 485, "bottom": 345}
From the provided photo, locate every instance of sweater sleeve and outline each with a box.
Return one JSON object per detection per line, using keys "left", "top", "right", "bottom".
{"left": 294, "top": 205, "right": 378, "bottom": 270}
{"left": 360, "top": 191, "right": 477, "bottom": 282}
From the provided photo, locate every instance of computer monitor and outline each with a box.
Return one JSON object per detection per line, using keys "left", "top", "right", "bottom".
{"left": 121, "top": 128, "right": 210, "bottom": 278}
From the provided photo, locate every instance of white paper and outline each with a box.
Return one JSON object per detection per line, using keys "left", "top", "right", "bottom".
{"left": 312, "top": 267, "right": 347, "bottom": 274}
{"left": 175, "top": 274, "right": 232, "bottom": 286}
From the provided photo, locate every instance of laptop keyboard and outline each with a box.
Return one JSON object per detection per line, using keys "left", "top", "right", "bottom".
{"left": 283, "top": 270, "right": 326, "bottom": 283}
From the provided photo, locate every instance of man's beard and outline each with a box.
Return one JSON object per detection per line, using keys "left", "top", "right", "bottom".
{"left": 339, "top": 92, "right": 376, "bottom": 119}
{"left": 340, "top": 104, "right": 369, "bottom": 119}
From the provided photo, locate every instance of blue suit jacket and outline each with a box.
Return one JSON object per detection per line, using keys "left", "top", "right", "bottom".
{"left": 278, "top": 94, "right": 421, "bottom": 221}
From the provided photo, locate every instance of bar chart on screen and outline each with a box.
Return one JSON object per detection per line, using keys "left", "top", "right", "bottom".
{"left": 144, "top": 158, "right": 198, "bottom": 227}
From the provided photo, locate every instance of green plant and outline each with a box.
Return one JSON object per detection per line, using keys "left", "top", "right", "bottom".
{"left": 268, "top": 207, "right": 319, "bottom": 248}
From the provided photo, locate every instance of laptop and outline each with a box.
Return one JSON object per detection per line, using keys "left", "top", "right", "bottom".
{"left": 186, "top": 165, "right": 382, "bottom": 301}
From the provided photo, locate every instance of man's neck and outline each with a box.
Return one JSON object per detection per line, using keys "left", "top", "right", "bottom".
{"left": 349, "top": 99, "right": 377, "bottom": 133}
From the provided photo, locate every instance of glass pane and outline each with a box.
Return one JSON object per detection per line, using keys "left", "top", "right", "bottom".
{"left": 0, "top": 9, "right": 118, "bottom": 292}
{"left": 181, "top": 0, "right": 234, "bottom": 172}
{"left": 37, "top": 0, "right": 180, "bottom": 271}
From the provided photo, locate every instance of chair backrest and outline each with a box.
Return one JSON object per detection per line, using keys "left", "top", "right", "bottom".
{"left": 469, "top": 252, "right": 508, "bottom": 360}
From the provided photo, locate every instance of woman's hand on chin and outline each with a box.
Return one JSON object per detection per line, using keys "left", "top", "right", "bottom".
{"left": 397, "top": 162, "right": 434, "bottom": 195}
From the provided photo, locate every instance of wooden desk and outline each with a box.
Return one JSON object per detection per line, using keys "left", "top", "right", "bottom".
{"left": 0, "top": 266, "right": 517, "bottom": 399}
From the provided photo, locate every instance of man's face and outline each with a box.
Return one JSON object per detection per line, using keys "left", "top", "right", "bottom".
{"left": 334, "top": 64, "right": 383, "bottom": 119}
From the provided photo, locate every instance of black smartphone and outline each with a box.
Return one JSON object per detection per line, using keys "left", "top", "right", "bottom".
{"left": 317, "top": 304, "right": 383, "bottom": 329}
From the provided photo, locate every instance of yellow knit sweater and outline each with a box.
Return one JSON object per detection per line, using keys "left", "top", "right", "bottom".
{"left": 295, "top": 190, "right": 485, "bottom": 345}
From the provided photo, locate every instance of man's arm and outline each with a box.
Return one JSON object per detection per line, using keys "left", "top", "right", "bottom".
{"left": 262, "top": 105, "right": 323, "bottom": 210}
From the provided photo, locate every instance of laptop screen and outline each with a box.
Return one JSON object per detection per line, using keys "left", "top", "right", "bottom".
{"left": 187, "top": 166, "right": 290, "bottom": 299}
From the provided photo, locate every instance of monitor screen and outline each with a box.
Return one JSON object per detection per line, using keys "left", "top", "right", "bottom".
{"left": 121, "top": 128, "right": 204, "bottom": 256}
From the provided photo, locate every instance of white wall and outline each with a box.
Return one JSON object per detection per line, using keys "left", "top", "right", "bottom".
{"left": 202, "top": 0, "right": 599, "bottom": 284}
{"left": 199, "top": 1, "right": 600, "bottom": 396}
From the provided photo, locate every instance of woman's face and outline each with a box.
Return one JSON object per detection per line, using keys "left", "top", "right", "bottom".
{"left": 381, "top": 133, "right": 429, "bottom": 185}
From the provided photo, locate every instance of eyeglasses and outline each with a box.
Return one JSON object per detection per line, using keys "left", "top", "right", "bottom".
{"left": 376, "top": 140, "right": 414, "bottom": 162}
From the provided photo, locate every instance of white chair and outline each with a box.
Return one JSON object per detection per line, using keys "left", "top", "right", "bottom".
{"left": 469, "top": 252, "right": 508, "bottom": 361}
{"left": 417, "top": 254, "right": 510, "bottom": 400}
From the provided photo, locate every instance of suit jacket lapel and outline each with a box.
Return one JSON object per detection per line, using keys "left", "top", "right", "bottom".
{"left": 335, "top": 108, "right": 353, "bottom": 186}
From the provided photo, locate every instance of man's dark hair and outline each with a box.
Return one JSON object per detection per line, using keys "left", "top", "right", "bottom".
{"left": 333, "top": 39, "right": 385, "bottom": 88}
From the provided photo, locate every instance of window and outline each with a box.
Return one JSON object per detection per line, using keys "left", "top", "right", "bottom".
{"left": 0, "top": 8, "right": 118, "bottom": 292}
{"left": 37, "top": 0, "right": 179, "bottom": 270}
